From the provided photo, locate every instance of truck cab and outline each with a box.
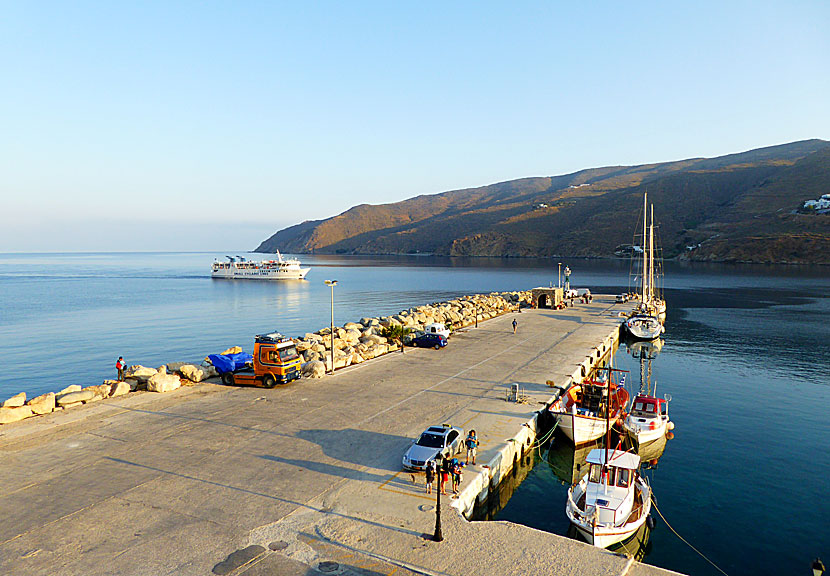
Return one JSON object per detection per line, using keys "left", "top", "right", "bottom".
{"left": 220, "top": 332, "right": 302, "bottom": 387}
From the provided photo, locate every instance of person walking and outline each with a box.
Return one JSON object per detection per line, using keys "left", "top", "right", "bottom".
{"left": 512, "top": 318, "right": 518, "bottom": 334}
{"left": 425, "top": 460, "right": 435, "bottom": 494}
{"left": 465, "top": 430, "right": 479, "bottom": 465}
{"left": 116, "top": 356, "right": 126, "bottom": 381}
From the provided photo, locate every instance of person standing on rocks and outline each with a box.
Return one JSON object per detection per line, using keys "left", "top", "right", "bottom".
{"left": 116, "top": 356, "right": 126, "bottom": 381}
{"left": 425, "top": 460, "right": 435, "bottom": 494}
{"left": 512, "top": 318, "right": 518, "bottom": 334}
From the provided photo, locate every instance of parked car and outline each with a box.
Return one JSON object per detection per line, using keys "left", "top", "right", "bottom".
{"left": 402, "top": 425, "right": 464, "bottom": 471}
{"left": 410, "top": 333, "right": 448, "bottom": 349}
{"left": 615, "top": 294, "right": 629, "bottom": 303}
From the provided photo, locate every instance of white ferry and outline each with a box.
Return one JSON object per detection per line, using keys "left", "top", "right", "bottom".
{"left": 211, "top": 252, "right": 310, "bottom": 280}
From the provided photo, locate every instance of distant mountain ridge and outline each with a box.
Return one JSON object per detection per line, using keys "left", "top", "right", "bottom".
{"left": 256, "top": 139, "right": 830, "bottom": 264}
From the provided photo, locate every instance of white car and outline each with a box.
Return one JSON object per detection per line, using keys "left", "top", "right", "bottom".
{"left": 402, "top": 425, "right": 464, "bottom": 471}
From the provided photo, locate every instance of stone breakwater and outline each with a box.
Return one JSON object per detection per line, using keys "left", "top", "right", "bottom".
{"left": 0, "top": 290, "right": 531, "bottom": 427}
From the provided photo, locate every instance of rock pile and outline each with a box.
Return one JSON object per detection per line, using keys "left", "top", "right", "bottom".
{"left": 0, "top": 290, "right": 531, "bottom": 425}
{"left": 294, "top": 291, "right": 530, "bottom": 377}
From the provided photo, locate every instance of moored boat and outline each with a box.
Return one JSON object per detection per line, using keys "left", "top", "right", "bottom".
{"left": 623, "top": 394, "right": 672, "bottom": 446}
{"left": 624, "top": 194, "right": 664, "bottom": 339}
{"left": 548, "top": 370, "right": 629, "bottom": 446}
{"left": 211, "top": 251, "right": 310, "bottom": 280}
{"left": 565, "top": 448, "right": 652, "bottom": 548}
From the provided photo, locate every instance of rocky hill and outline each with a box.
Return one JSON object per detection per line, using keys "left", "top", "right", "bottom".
{"left": 256, "top": 139, "right": 830, "bottom": 264}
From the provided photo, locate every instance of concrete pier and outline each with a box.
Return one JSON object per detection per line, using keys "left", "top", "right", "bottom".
{"left": 0, "top": 296, "right": 681, "bottom": 576}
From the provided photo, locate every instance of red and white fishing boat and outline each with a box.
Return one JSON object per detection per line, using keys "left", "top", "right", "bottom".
{"left": 623, "top": 394, "right": 673, "bottom": 446}
{"left": 549, "top": 370, "right": 629, "bottom": 446}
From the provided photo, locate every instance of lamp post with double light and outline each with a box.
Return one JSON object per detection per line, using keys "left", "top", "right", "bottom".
{"left": 324, "top": 280, "right": 337, "bottom": 374}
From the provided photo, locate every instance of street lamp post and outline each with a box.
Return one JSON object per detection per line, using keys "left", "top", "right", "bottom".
{"left": 558, "top": 262, "right": 562, "bottom": 289}
{"left": 433, "top": 470, "right": 443, "bottom": 542}
{"left": 324, "top": 280, "right": 337, "bottom": 374}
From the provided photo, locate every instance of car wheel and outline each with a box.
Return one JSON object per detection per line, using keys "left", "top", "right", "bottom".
{"left": 262, "top": 374, "right": 277, "bottom": 388}
{"left": 434, "top": 344, "right": 440, "bottom": 350}
{"left": 221, "top": 372, "right": 235, "bottom": 386}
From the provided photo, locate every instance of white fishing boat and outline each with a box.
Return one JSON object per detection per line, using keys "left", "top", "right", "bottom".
{"left": 625, "top": 194, "right": 664, "bottom": 340}
{"left": 211, "top": 252, "right": 310, "bottom": 280}
{"left": 548, "top": 370, "right": 629, "bottom": 446}
{"left": 623, "top": 394, "right": 672, "bottom": 446}
{"left": 622, "top": 337, "right": 673, "bottom": 446}
{"left": 566, "top": 448, "right": 652, "bottom": 548}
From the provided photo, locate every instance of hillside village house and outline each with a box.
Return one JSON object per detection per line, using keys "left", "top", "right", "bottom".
{"left": 803, "top": 194, "right": 830, "bottom": 211}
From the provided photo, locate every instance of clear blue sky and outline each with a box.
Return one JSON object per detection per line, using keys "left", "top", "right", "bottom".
{"left": 1, "top": 1, "right": 828, "bottom": 251}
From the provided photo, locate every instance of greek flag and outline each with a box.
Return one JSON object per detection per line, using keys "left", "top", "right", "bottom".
{"left": 619, "top": 373, "right": 626, "bottom": 388}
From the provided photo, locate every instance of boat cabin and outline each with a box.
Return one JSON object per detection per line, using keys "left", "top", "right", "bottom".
{"left": 630, "top": 396, "right": 667, "bottom": 420}
{"left": 584, "top": 450, "right": 641, "bottom": 525}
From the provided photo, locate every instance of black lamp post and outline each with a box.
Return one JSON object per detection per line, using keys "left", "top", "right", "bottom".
{"left": 433, "top": 467, "right": 443, "bottom": 542}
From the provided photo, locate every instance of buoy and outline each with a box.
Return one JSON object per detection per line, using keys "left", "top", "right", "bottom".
{"left": 646, "top": 514, "right": 656, "bottom": 529}
{"left": 666, "top": 431, "right": 675, "bottom": 440}
{"left": 667, "top": 421, "right": 675, "bottom": 431}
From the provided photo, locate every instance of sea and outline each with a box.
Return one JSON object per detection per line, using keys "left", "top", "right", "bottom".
{"left": 1, "top": 252, "right": 828, "bottom": 575}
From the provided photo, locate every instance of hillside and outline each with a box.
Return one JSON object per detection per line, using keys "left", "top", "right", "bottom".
{"left": 256, "top": 140, "right": 830, "bottom": 264}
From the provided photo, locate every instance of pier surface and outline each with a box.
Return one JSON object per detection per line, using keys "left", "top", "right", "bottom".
{"left": 0, "top": 297, "right": 681, "bottom": 576}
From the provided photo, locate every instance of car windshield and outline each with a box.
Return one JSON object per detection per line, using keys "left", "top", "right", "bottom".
{"left": 416, "top": 432, "right": 444, "bottom": 448}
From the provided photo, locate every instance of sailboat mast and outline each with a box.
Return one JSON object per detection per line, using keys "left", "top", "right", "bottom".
{"left": 649, "top": 204, "right": 655, "bottom": 304}
{"left": 642, "top": 193, "right": 648, "bottom": 304}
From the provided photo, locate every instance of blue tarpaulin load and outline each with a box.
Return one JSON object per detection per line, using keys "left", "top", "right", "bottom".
{"left": 208, "top": 352, "right": 253, "bottom": 374}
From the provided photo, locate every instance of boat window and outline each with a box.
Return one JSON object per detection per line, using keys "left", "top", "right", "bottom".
{"left": 634, "top": 402, "right": 644, "bottom": 412}
{"left": 646, "top": 404, "right": 655, "bottom": 413}
{"left": 605, "top": 466, "right": 616, "bottom": 486}
{"left": 616, "top": 468, "right": 631, "bottom": 488}
{"left": 589, "top": 464, "right": 602, "bottom": 483}
{"left": 278, "top": 346, "right": 299, "bottom": 361}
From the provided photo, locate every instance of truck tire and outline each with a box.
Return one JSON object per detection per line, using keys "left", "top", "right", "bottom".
{"left": 262, "top": 374, "right": 277, "bottom": 388}
{"left": 221, "top": 372, "right": 235, "bottom": 386}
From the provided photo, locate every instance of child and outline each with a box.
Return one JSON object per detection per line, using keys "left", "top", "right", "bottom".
{"left": 451, "top": 460, "right": 463, "bottom": 495}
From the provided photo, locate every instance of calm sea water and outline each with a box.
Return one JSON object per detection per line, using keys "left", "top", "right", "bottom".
{"left": 1, "top": 252, "right": 828, "bottom": 574}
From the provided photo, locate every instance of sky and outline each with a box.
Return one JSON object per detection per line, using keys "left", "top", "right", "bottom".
{"left": 1, "top": 1, "right": 828, "bottom": 252}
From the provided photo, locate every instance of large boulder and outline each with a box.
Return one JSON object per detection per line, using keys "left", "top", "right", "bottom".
{"left": 57, "top": 384, "right": 82, "bottom": 396}
{"left": 301, "top": 361, "right": 326, "bottom": 379}
{"left": 125, "top": 365, "right": 157, "bottom": 383}
{"left": 2, "top": 392, "right": 26, "bottom": 408}
{"left": 27, "top": 392, "right": 55, "bottom": 415}
{"left": 0, "top": 405, "right": 33, "bottom": 424}
{"left": 179, "top": 364, "right": 211, "bottom": 382}
{"left": 166, "top": 361, "right": 190, "bottom": 373}
{"left": 57, "top": 390, "right": 95, "bottom": 406}
{"left": 110, "top": 381, "right": 131, "bottom": 397}
{"left": 85, "top": 384, "right": 113, "bottom": 399}
{"left": 147, "top": 372, "right": 181, "bottom": 393}
{"left": 219, "top": 346, "right": 243, "bottom": 355}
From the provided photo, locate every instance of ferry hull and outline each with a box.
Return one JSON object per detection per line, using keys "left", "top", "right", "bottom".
{"left": 211, "top": 267, "right": 310, "bottom": 280}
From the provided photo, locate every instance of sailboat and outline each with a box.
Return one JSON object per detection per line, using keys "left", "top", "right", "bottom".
{"left": 625, "top": 194, "right": 664, "bottom": 340}
{"left": 565, "top": 368, "right": 653, "bottom": 548}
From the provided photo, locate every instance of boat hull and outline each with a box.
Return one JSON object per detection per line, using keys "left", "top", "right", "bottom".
{"left": 553, "top": 412, "right": 609, "bottom": 446}
{"left": 211, "top": 266, "right": 310, "bottom": 280}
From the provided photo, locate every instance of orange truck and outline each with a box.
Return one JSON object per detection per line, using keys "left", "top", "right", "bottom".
{"left": 219, "top": 332, "right": 302, "bottom": 387}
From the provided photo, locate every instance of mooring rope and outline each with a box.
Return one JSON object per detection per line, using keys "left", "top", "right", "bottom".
{"left": 651, "top": 500, "right": 731, "bottom": 576}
